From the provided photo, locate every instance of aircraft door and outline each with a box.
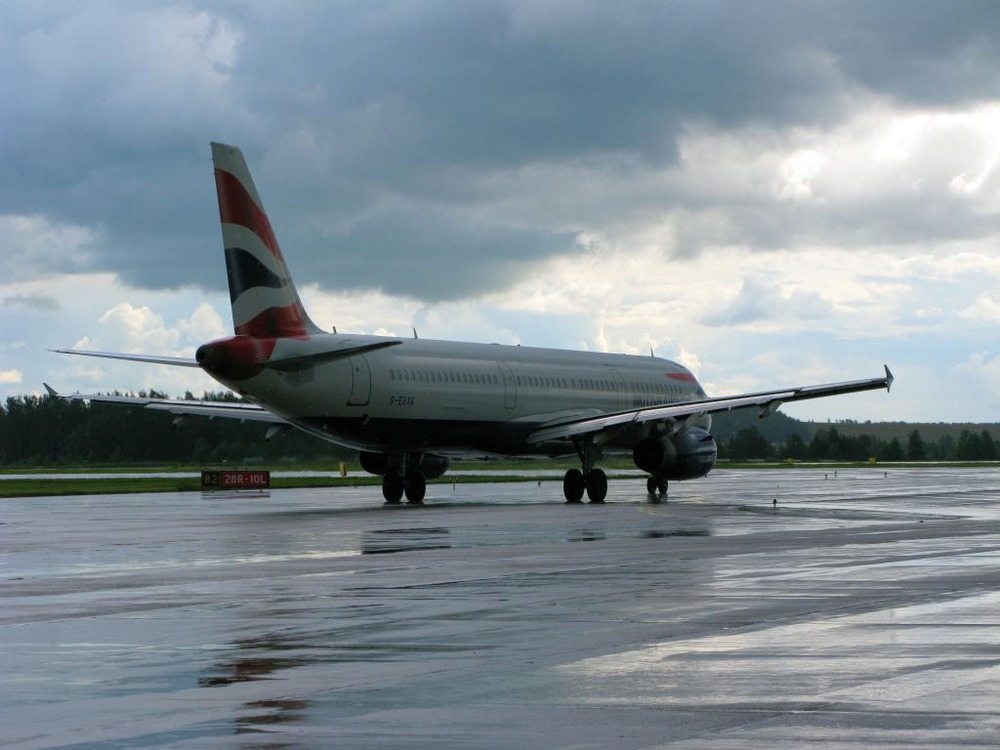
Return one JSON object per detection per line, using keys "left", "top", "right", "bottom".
{"left": 497, "top": 363, "right": 517, "bottom": 410}
{"left": 347, "top": 355, "right": 372, "bottom": 406}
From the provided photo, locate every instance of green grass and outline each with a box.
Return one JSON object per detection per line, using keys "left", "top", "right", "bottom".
{"left": 2, "top": 460, "right": 996, "bottom": 499}
{"left": 0, "top": 472, "right": 572, "bottom": 498}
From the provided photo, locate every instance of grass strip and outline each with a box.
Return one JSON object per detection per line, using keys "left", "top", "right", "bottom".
{"left": 2, "top": 462, "right": 995, "bottom": 499}
{"left": 0, "top": 473, "right": 582, "bottom": 498}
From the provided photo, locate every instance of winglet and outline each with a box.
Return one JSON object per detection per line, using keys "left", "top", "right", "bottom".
{"left": 884, "top": 364, "right": 894, "bottom": 393}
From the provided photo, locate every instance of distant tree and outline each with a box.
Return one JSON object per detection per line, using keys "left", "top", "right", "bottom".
{"left": 783, "top": 433, "right": 807, "bottom": 460}
{"left": 809, "top": 427, "right": 837, "bottom": 460}
{"left": 907, "top": 429, "right": 926, "bottom": 461}
{"left": 956, "top": 430, "right": 981, "bottom": 460}
{"left": 882, "top": 437, "right": 905, "bottom": 462}
{"left": 981, "top": 430, "right": 996, "bottom": 460}
{"left": 955, "top": 430, "right": 998, "bottom": 461}
{"left": 725, "top": 427, "right": 772, "bottom": 460}
{"left": 809, "top": 427, "right": 873, "bottom": 461}
{"left": 934, "top": 433, "right": 956, "bottom": 461}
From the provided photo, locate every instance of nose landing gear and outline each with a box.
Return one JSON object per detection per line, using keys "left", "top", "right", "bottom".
{"left": 646, "top": 475, "right": 668, "bottom": 503}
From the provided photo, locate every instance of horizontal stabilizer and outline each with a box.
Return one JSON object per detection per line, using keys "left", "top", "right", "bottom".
{"left": 51, "top": 349, "right": 200, "bottom": 367}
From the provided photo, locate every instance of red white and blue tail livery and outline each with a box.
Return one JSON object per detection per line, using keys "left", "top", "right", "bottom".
{"left": 213, "top": 143, "right": 321, "bottom": 339}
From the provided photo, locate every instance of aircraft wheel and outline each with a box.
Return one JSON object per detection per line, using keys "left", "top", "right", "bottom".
{"left": 586, "top": 468, "right": 608, "bottom": 503}
{"left": 563, "top": 469, "right": 585, "bottom": 503}
{"left": 404, "top": 471, "right": 426, "bottom": 504}
{"left": 646, "top": 475, "right": 667, "bottom": 503}
{"left": 382, "top": 472, "right": 404, "bottom": 504}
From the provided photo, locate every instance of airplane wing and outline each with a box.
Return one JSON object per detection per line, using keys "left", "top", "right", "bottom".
{"left": 45, "top": 385, "right": 288, "bottom": 424}
{"left": 527, "top": 365, "right": 894, "bottom": 444}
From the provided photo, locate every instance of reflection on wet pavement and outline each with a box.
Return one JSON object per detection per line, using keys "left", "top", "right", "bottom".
{"left": 361, "top": 527, "right": 452, "bottom": 555}
{"left": 2, "top": 467, "right": 1000, "bottom": 748}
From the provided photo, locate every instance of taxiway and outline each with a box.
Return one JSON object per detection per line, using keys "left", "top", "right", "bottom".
{"left": 3, "top": 468, "right": 1000, "bottom": 748}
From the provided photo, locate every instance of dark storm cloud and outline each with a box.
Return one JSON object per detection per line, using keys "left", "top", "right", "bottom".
{"left": 3, "top": 0, "right": 1000, "bottom": 299}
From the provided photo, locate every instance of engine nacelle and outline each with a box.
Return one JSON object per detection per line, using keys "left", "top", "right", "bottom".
{"left": 359, "top": 451, "right": 390, "bottom": 476}
{"left": 359, "top": 451, "right": 451, "bottom": 480}
{"left": 632, "top": 428, "right": 718, "bottom": 481}
{"left": 416, "top": 454, "right": 451, "bottom": 480}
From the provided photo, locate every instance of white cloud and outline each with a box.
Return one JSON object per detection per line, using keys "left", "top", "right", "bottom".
{"left": 0, "top": 369, "right": 22, "bottom": 385}
{"left": 1, "top": 273, "right": 227, "bottom": 401}
{"left": 953, "top": 352, "right": 1000, "bottom": 411}
{"left": 76, "top": 303, "right": 180, "bottom": 355}
{"left": 175, "top": 302, "right": 227, "bottom": 344}
{"left": 960, "top": 296, "right": 1000, "bottom": 323}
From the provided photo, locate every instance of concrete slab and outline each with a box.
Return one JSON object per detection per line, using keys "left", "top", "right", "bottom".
{"left": 2, "top": 467, "right": 999, "bottom": 748}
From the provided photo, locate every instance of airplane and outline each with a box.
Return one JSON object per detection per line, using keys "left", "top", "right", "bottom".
{"left": 53, "top": 142, "right": 893, "bottom": 505}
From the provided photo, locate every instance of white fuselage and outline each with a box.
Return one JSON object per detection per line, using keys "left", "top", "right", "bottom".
{"left": 215, "top": 334, "right": 707, "bottom": 455}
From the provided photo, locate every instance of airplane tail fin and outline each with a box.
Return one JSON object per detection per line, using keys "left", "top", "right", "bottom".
{"left": 211, "top": 142, "right": 321, "bottom": 338}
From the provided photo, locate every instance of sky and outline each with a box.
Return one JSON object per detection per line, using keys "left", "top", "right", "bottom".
{"left": 3, "top": 0, "right": 1000, "bottom": 423}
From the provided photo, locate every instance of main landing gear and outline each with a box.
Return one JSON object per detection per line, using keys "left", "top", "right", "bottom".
{"left": 380, "top": 454, "right": 427, "bottom": 505}
{"left": 562, "top": 467, "right": 608, "bottom": 503}
{"left": 563, "top": 438, "right": 608, "bottom": 504}
{"left": 382, "top": 470, "right": 426, "bottom": 505}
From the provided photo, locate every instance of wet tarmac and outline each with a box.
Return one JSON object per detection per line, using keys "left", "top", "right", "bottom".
{"left": 2, "top": 467, "right": 1000, "bottom": 748}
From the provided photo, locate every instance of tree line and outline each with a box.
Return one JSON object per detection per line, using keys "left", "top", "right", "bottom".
{"left": 1, "top": 392, "right": 997, "bottom": 467}
{"left": 720, "top": 425, "right": 997, "bottom": 462}
{"left": 0, "top": 392, "right": 338, "bottom": 466}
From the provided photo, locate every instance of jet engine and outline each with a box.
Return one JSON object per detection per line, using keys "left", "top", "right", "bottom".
{"left": 359, "top": 451, "right": 451, "bottom": 480}
{"left": 632, "top": 428, "right": 717, "bottom": 480}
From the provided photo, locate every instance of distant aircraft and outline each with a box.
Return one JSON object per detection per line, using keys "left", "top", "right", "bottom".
{"left": 53, "top": 143, "right": 893, "bottom": 504}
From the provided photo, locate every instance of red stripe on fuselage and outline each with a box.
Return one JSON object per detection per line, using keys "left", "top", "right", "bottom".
{"left": 667, "top": 372, "right": 696, "bottom": 382}
{"left": 215, "top": 168, "right": 282, "bottom": 261}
